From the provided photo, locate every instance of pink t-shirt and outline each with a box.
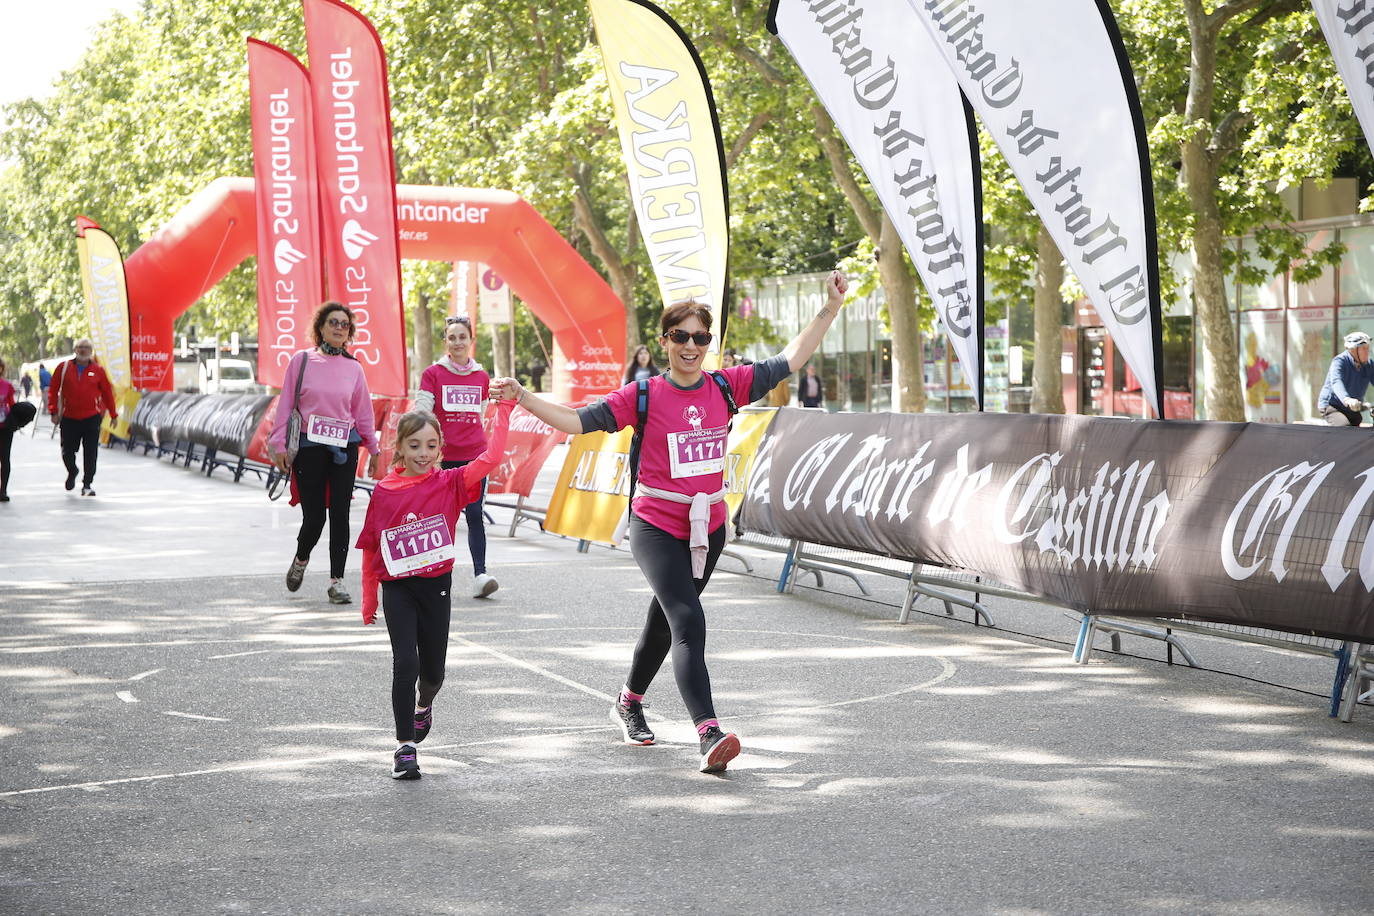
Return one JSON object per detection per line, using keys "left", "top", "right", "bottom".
{"left": 419, "top": 363, "right": 490, "bottom": 462}
{"left": 602, "top": 364, "right": 754, "bottom": 539}
{"left": 269, "top": 349, "right": 379, "bottom": 454}
{"left": 356, "top": 467, "right": 475, "bottom": 582}
{"left": 0, "top": 379, "right": 13, "bottom": 423}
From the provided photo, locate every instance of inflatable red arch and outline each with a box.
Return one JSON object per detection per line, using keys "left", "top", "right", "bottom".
{"left": 124, "top": 177, "right": 624, "bottom": 402}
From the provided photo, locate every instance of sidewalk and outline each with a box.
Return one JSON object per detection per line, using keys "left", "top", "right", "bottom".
{"left": 1, "top": 428, "right": 1371, "bottom": 914}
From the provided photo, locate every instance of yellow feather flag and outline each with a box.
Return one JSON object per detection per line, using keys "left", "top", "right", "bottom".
{"left": 75, "top": 216, "right": 136, "bottom": 440}
{"left": 588, "top": 0, "right": 730, "bottom": 360}
{"left": 75, "top": 217, "right": 133, "bottom": 389}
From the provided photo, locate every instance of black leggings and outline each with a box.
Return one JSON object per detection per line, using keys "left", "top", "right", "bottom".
{"left": 626, "top": 516, "right": 727, "bottom": 726}
{"left": 291, "top": 443, "right": 359, "bottom": 578}
{"left": 440, "top": 458, "right": 488, "bottom": 575}
{"left": 60, "top": 415, "right": 103, "bottom": 487}
{"left": 382, "top": 573, "right": 452, "bottom": 741}
{"left": 0, "top": 428, "right": 12, "bottom": 495}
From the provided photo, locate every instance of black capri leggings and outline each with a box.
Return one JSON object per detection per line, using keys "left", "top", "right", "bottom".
{"left": 625, "top": 516, "right": 727, "bottom": 726}
{"left": 291, "top": 442, "right": 359, "bottom": 579}
{"left": 382, "top": 572, "right": 453, "bottom": 741}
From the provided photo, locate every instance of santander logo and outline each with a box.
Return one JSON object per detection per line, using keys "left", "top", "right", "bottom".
{"left": 341, "top": 219, "right": 379, "bottom": 259}
{"left": 274, "top": 240, "right": 307, "bottom": 274}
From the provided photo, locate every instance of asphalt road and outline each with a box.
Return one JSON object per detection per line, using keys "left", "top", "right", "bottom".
{"left": 1, "top": 425, "right": 1371, "bottom": 914}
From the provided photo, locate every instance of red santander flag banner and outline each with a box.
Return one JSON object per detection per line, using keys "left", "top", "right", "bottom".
{"left": 248, "top": 38, "right": 324, "bottom": 389}
{"left": 303, "top": 0, "right": 407, "bottom": 396}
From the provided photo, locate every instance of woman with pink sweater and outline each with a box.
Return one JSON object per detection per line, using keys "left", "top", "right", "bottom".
{"left": 270, "top": 302, "right": 380, "bottom": 605}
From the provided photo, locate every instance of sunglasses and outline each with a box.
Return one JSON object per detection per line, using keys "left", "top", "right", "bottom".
{"left": 445, "top": 316, "right": 472, "bottom": 327}
{"left": 663, "top": 329, "right": 713, "bottom": 347}
{"left": 325, "top": 317, "right": 352, "bottom": 329}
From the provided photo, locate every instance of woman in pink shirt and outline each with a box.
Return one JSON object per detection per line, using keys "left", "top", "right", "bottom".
{"left": 494, "top": 269, "right": 849, "bottom": 774}
{"left": 270, "top": 302, "right": 380, "bottom": 605}
{"left": 415, "top": 316, "right": 498, "bottom": 599}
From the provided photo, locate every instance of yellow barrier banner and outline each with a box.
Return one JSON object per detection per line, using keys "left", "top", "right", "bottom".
{"left": 75, "top": 218, "right": 133, "bottom": 390}
{"left": 588, "top": 0, "right": 729, "bottom": 354}
{"left": 543, "top": 428, "right": 634, "bottom": 545}
{"left": 101, "top": 386, "right": 141, "bottom": 442}
{"left": 544, "top": 407, "right": 777, "bottom": 545}
{"left": 723, "top": 408, "right": 776, "bottom": 518}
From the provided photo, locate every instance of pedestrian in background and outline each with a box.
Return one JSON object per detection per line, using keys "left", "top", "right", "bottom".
{"left": 1318, "top": 331, "right": 1374, "bottom": 426}
{"left": 624, "top": 344, "right": 659, "bottom": 384}
{"left": 415, "top": 315, "right": 500, "bottom": 599}
{"left": 48, "top": 339, "right": 117, "bottom": 497}
{"left": 271, "top": 302, "right": 380, "bottom": 606}
{"left": 798, "top": 363, "right": 824, "bottom": 408}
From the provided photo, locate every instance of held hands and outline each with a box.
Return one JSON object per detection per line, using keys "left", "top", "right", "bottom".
{"left": 272, "top": 453, "right": 291, "bottom": 474}
{"left": 490, "top": 377, "right": 524, "bottom": 404}
{"left": 1345, "top": 397, "right": 1364, "bottom": 412}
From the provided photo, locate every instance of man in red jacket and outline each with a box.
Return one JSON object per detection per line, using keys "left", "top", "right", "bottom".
{"left": 48, "top": 339, "right": 117, "bottom": 496}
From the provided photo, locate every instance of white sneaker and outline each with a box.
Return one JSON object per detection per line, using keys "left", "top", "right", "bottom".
{"left": 471, "top": 573, "right": 499, "bottom": 598}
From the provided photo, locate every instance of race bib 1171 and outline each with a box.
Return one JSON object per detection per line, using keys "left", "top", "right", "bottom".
{"left": 666, "top": 426, "right": 727, "bottom": 478}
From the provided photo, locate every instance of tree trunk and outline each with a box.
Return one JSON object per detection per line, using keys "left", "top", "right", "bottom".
{"left": 1181, "top": 0, "right": 1244, "bottom": 421}
{"left": 412, "top": 290, "right": 433, "bottom": 392}
{"left": 879, "top": 214, "right": 926, "bottom": 413}
{"left": 489, "top": 324, "right": 513, "bottom": 379}
{"left": 1031, "top": 225, "right": 1066, "bottom": 414}
{"left": 571, "top": 165, "right": 640, "bottom": 352}
{"left": 811, "top": 104, "right": 926, "bottom": 412}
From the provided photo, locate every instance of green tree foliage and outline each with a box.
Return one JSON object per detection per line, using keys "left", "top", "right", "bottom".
{"left": 0, "top": 0, "right": 1365, "bottom": 426}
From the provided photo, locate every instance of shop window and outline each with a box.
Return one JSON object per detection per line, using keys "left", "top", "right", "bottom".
{"left": 1338, "top": 226, "right": 1374, "bottom": 305}
{"left": 1240, "top": 309, "right": 1285, "bottom": 422}
{"left": 1290, "top": 230, "right": 1336, "bottom": 309}
{"left": 1287, "top": 308, "right": 1334, "bottom": 423}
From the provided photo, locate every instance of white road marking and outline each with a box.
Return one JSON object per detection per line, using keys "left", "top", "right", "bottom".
{"left": 129, "top": 668, "right": 162, "bottom": 681}
{"left": 10, "top": 627, "right": 958, "bottom": 798}
{"left": 207, "top": 649, "right": 276, "bottom": 660}
{"left": 451, "top": 635, "right": 619, "bottom": 706}
{"left": 0, "top": 730, "right": 605, "bottom": 797}
{"left": 162, "top": 711, "right": 229, "bottom": 722}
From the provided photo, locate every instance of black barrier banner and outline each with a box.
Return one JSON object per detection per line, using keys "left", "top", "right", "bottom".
{"left": 740, "top": 409, "right": 1374, "bottom": 642}
{"left": 130, "top": 392, "right": 274, "bottom": 458}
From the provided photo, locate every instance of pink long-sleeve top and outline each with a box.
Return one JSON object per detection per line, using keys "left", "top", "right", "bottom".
{"left": 269, "top": 349, "right": 379, "bottom": 455}
{"left": 355, "top": 400, "right": 514, "bottom": 623}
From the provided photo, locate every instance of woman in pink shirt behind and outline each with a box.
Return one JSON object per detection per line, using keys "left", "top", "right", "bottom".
{"left": 270, "top": 302, "right": 380, "bottom": 605}
{"left": 414, "top": 316, "right": 498, "bottom": 599}
{"left": 494, "top": 269, "right": 849, "bottom": 775}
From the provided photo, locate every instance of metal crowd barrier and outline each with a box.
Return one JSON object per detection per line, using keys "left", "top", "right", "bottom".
{"left": 724, "top": 530, "right": 1370, "bottom": 722}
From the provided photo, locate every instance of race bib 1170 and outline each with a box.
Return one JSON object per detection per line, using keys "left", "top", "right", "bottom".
{"left": 380, "top": 514, "right": 455, "bottom": 577}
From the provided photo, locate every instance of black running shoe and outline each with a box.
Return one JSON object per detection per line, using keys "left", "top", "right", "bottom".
{"left": 610, "top": 699, "right": 654, "bottom": 745}
{"left": 698, "top": 726, "right": 740, "bottom": 773}
{"left": 413, "top": 706, "right": 433, "bottom": 744}
{"left": 64, "top": 470, "right": 76, "bottom": 491}
{"left": 391, "top": 745, "right": 420, "bottom": 780}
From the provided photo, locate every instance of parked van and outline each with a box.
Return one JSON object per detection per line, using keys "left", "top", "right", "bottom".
{"left": 199, "top": 358, "right": 258, "bottom": 394}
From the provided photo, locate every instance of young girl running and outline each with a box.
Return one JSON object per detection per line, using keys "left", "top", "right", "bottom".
{"left": 355, "top": 399, "right": 515, "bottom": 780}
